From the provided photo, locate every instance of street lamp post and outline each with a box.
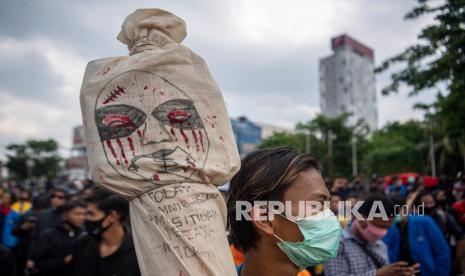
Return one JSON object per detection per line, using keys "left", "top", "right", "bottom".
{"left": 429, "top": 124, "right": 436, "bottom": 177}
{"left": 352, "top": 135, "right": 358, "bottom": 176}
{"left": 26, "top": 159, "right": 35, "bottom": 180}
{"left": 306, "top": 129, "right": 311, "bottom": 153}
{"left": 327, "top": 130, "right": 336, "bottom": 179}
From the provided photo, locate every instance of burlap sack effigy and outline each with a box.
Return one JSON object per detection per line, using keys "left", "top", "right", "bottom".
{"left": 80, "top": 9, "right": 240, "bottom": 276}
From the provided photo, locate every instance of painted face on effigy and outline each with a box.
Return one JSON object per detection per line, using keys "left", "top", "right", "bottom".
{"left": 94, "top": 70, "right": 210, "bottom": 184}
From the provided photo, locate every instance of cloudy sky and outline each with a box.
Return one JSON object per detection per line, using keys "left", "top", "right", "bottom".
{"left": 0, "top": 0, "right": 437, "bottom": 158}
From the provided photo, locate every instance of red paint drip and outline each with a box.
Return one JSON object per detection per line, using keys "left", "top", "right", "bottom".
{"left": 179, "top": 123, "right": 189, "bottom": 147}
{"left": 106, "top": 140, "right": 120, "bottom": 166}
{"left": 127, "top": 137, "right": 135, "bottom": 157}
{"left": 153, "top": 174, "right": 160, "bottom": 181}
{"left": 144, "top": 85, "right": 148, "bottom": 90}
{"left": 116, "top": 138, "right": 128, "bottom": 165}
{"left": 137, "top": 129, "right": 143, "bottom": 138}
{"left": 198, "top": 130, "right": 204, "bottom": 152}
{"left": 170, "top": 128, "right": 178, "bottom": 141}
{"left": 187, "top": 159, "right": 196, "bottom": 169}
{"left": 102, "top": 67, "right": 110, "bottom": 75}
{"left": 192, "top": 130, "right": 200, "bottom": 152}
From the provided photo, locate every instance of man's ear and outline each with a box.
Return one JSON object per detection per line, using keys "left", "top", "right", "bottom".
{"left": 250, "top": 205, "right": 275, "bottom": 236}
{"left": 105, "top": 210, "right": 119, "bottom": 225}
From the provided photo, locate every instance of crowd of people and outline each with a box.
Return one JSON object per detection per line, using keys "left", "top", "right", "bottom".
{"left": 324, "top": 173, "right": 465, "bottom": 275}
{"left": 1, "top": 147, "right": 465, "bottom": 276}
{"left": 226, "top": 148, "right": 465, "bottom": 276}
{"left": 0, "top": 182, "right": 140, "bottom": 276}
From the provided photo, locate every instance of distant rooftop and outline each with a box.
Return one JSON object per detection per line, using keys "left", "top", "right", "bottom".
{"left": 331, "top": 34, "right": 374, "bottom": 61}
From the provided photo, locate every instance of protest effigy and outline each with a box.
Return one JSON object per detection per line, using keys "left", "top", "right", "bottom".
{"left": 80, "top": 8, "right": 241, "bottom": 276}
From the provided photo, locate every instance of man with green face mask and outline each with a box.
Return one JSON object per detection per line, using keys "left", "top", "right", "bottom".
{"left": 227, "top": 147, "right": 342, "bottom": 276}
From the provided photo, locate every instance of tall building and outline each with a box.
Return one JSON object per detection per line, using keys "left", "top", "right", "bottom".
{"left": 230, "top": 116, "right": 293, "bottom": 157}
{"left": 230, "top": 116, "right": 262, "bottom": 157}
{"left": 319, "top": 34, "right": 378, "bottom": 131}
{"left": 66, "top": 126, "right": 88, "bottom": 180}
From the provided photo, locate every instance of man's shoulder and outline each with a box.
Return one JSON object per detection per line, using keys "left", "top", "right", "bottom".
{"left": 74, "top": 233, "right": 96, "bottom": 248}
{"left": 410, "top": 214, "right": 435, "bottom": 225}
{"left": 38, "top": 208, "right": 55, "bottom": 219}
{"left": 40, "top": 227, "right": 58, "bottom": 238}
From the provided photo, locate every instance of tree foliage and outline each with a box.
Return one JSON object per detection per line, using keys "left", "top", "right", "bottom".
{"left": 5, "top": 139, "right": 62, "bottom": 180}
{"left": 260, "top": 117, "right": 454, "bottom": 177}
{"left": 362, "top": 121, "right": 429, "bottom": 176}
{"left": 376, "top": 0, "right": 465, "bottom": 138}
{"left": 260, "top": 114, "right": 369, "bottom": 178}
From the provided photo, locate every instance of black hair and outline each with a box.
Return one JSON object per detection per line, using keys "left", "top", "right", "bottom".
{"left": 57, "top": 200, "right": 87, "bottom": 213}
{"left": 85, "top": 189, "right": 129, "bottom": 222}
{"left": 358, "top": 193, "right": 395, "bottom": 218}
{"left": 32, "top": 194, "right": 50, "bottom": 210}
{"left": 51, "top": 187, "right": 70, "bottom": 199}
{"left": 330, "top": 191, "right": 342, "bottom": 199}
{"left": 227, "top": 147, "right": 321, "bottom": 252}
{"left": 413, "top": 190, "right": 434, "bottom": 207}
{"left": 344, "top": 192, "right": 358, "bottom": 200}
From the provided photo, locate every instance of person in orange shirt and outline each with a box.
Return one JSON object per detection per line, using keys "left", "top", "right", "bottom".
{"left": 230, "top": 244, "right": 311, "bottom": 275}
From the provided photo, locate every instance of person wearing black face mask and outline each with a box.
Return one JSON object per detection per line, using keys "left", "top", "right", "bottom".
{"left": 416, "top": 191, "right": 463, "bottom": 240}
{"left": 35, "top": 201, "right": 86, "bottom": 276}
{"left": 415, "top": 191, "right": 465, "bottom": 274}
{"left": 72, "top": 189, "right": 141, "bottom": 276}
{"left": 84, "top": 213, "right": 112, "bottom": 238}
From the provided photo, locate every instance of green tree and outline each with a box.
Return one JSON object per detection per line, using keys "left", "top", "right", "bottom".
{"left": 259, "top": 132, "right": 304, "bottom": 151}
{"left": 5, "top": 139, "right": 62, "bottom": 180}
{"left": 260, "top": 114, "right": 368, "bottom": 178}
{"left": 300, "top": 114, "right": 369, "bottom": 178}
{"left": 362, "top": 121, "right": 429, "bottom": 176}
{"left": 376, "top": 0, "right": 465, "bottom": 171}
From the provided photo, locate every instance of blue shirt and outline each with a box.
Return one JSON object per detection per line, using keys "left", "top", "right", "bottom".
{"left": 236, "top": 264, "right": 242, "bottom": 275}
{"left": 383, "top": 215, "right": 450, "bottom": 276}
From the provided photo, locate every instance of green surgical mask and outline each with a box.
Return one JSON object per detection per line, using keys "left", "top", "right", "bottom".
{"left": 273, "top": 208, "right": 342, "bottom": 271}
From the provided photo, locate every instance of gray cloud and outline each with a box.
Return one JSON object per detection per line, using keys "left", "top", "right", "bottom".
{"left": 0, "top": 50, "right": 64, "bottom": 103}
{"left": 0, "top": 0, "right": 435, "bottom": 159}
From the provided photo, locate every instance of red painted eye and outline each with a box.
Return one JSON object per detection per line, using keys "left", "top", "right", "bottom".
{"left": 102, "top": 114, "right": 135, "bottom": 128}
{"left": 168, "top": 109, "right": 191, "bottom": 124}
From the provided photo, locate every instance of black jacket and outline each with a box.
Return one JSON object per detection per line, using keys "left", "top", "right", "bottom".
{"left": 72, "top": 229, "right": 141, "bottom": 276}
{"left": 0, "top": 245, "right": 16, "bottom": 276}
{"left": 35, "top": 223, "right": 83, "bottom": 276}
{"left": 29, "top": 208, "right": 63, "bottom": 260}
